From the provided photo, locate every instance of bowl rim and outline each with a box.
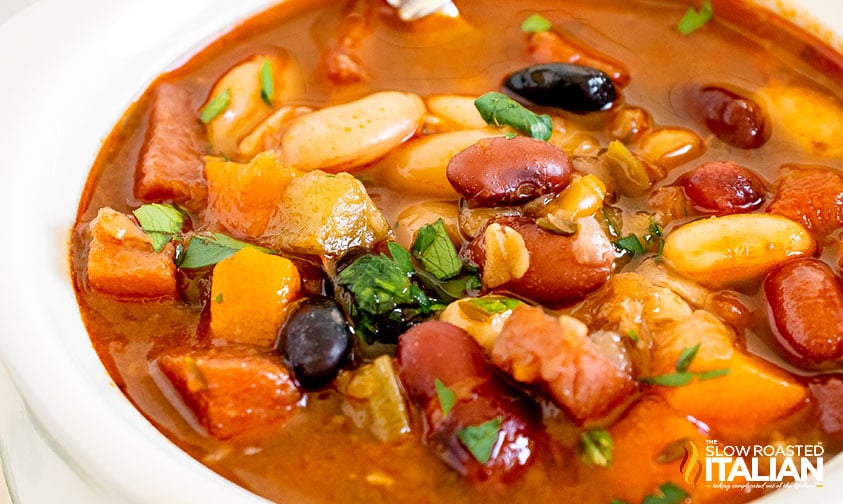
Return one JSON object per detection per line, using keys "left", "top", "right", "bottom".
{"left": 0, "top": 0, "right": 840, "bottom": 503}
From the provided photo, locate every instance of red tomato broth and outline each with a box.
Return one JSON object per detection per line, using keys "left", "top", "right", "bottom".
{"left": 70, "top": 0, "right": 843, "bottom": 503}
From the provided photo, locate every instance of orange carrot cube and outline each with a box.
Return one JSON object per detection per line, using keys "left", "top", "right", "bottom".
{"left": 209, "top": 246, "right": 301, "bottom": 348}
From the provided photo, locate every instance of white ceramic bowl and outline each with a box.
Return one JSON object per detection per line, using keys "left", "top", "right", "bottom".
{"left": 0, "top": 1, "right": 840, "bottom": 502}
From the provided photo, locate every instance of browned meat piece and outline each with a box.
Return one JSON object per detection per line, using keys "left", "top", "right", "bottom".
{"left": 135, "top": 82, "right": 207, "bottom": 209}
{"left": 767, "top": 164, "right": 843, "bottom": 239}
{"left": 491, "top": 305, "right": 634, "bottom": 421}
{"left": 86, "top": 207, "right": 178, "bottom": 299}
{"left": 156, "top": 348, "right": 301, "bottom": 439}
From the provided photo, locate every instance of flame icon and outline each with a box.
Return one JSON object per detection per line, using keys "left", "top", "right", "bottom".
{"left": 679, "top": 440, "right": 703, "bottom": 486}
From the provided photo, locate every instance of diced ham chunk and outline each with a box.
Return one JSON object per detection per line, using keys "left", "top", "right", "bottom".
{"left": 86, "top": 207, "right": 178, "bottom": 299}
{"left": 135, "top": 82, "right": 207, "bottom": 209}
{"left": 491, "top": 304, "right": 634, "bottom": 421}
{"left": 156, "top": 347, "right": 301, "bottom": 440}
{"left": 767, "top": 164, "right": 843, "bottom": 238}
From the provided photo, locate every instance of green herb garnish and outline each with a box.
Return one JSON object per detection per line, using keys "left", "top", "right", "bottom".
{"left": 199, "top": 88, "right": 231, "bottom": 123}
{"left": 132, "top": 203, "right": 186, "bottom": 253}
{"left": 521, "top": 13, "right": 552, "bottom": 33}
{"left": 412, "top": 219, "right": 463, "bottom": 280}
{"left": 388, "top": 241, "right": 415, "bottom": 275}
{"left": 260, "top": 60, "right": 274, "bottom": 107}
{"left": 613, "top": 234, "right": 646, "bottom": 256}
{"left": 337, "top": 253, "right": 416, "bottom": 316}
{"left": 578, "top": 428, "right": 614, "bottom": 467}
{"left": 213, "top": 293, "right": 224, "bottom": 304}
{"left": 640, "top": 372, "right": 696, "bottom": 387}
{"left": 457, "top": 417, "right": 502, "bottom": 464}
{"left": 627, "top": 329, "right": 640, "bottom": 343}
{"left": 675, "top": 343, "right": 700, "bottom": 373}
{"left": 642, "top": 482, "right": 688, "bottom": 504}
{"left": 434, "top": 379, "right": 456, "bottom": 416}
{"left": 474, "top": 92, "right": 552, "bottom": 141}
{"left": 640, "top": 344, "right": 729, "bottom": 387}
{"left": 677, "top": 1, "right": 713, "bottom": 35}
{"left": 178, "top": 232, "right": 273, "bottom": 269}
{"left": 468, "top": 296, "right": 521, "bottom": 315}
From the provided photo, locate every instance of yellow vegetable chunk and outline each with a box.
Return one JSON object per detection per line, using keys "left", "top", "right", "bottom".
{"left": 205, "top": 151, "right": 299, "bottom": 239}
{"left": 204, "top": 53, "right": 304, "bottom": 159}
{"left": 267, "top": 171, "right": 391, "bottom": 257}
{"left": 760, "top": 84, "right": 843, "bottom": 157}
{"left": 372, "top": 128, "right": 504, "bottom": 198}
{"left": 662, "top": 213, "right": 815, "bottom": 289}
{"left": 279, "top": 91, "right": 426, "bottom": 172}
{"left": 210, "top": 247, "right": 301, "bottom": 348}
{"left": 86, "top": 207, "right": 178, "bottom": 299}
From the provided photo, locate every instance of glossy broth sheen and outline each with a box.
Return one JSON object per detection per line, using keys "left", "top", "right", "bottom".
{"left": 72, "top": 0, "right": 843, "bottom": 503}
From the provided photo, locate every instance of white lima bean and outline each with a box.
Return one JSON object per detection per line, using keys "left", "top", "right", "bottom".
{"left": 279, "top": 91, "right": 426, "bottom": 172}
{"left": 372, "top": 127, "right": 504, "bottom": 198}
{"left": 662, "top": 213, "right": 815, "bottom": 289}
{"left": 424, "top": 94, "right": 487, "bottom": 132}
{"left": 204, "top": 52, "right": 304, "bottom": 160}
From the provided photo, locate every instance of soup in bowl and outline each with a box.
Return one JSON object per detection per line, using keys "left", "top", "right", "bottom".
{"left": 1, "top": 0, "right": 842, "bottom": 502}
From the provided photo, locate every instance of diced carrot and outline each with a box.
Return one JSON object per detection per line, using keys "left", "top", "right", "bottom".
{"left": 205, "top": 150, "right": 299, "bottom": 239}
{"left": 86, "top": 207, "right": 178, "bottom": 299}
{"left": 597, "top": 396, "right": 751, "bottom": 504}
{"left": 648, "top": 310, "right": 807, "bottom": 437}
{"left": 156, "top": 347, "right": 301, "bottom": 440}
{"left": 135, "top": 83, "right": 207, "bottom": 211}
{"left": 209, "top": 247, "right": 301, "bottom": 347}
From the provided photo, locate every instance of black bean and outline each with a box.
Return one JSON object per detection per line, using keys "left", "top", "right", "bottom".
{"left": 503, "top": 63, "right": 616, "bottom": 113}
{"left": 278, "top": 297, "right": 352, "bottom": 389}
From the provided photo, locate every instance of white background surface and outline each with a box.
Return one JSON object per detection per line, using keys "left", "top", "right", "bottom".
{"left": 0, "top": 4, "right": 34, "bottom": 504}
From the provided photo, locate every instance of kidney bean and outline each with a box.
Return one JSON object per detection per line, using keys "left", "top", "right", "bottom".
{"left": 503, "top": 63, "right": 616, "bottom": 113}
{"left": 693, "top": 85, "right": 769, "bottom": 149}
{"left": 397, "top": 321, "right": 540, "bottom": 482}
{"left": 764, "top": 258, "right": 843, "bottom": 369}
{"left": 446, "top": 136, "right": 572, "bottom": 206}
{"left": 808, "top": 375, "right": 843, "bottom": 440}
{"left": 678, "top": 160, "right": 767, "bottom": 215}
{"left": 463, "top": 216, "right": 614, "bottom": 306}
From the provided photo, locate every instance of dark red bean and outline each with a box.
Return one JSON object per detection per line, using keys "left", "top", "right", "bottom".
{"left": 764, "top": 258, "right": 843, "bottom": 369}
{"left": 446, "top": 136, "right": 572, "bottom": 207}
{"left": 463, "top": 216, "right": 614, "bottom": 307}
{"left": 767, "top": 164, "right": 843, "bottom": 239}
{"left": 808, "top": 375, "right": 843, "bottom": 441}
{"left": 678, "top": 160, "right": 766, "bottom": 215}
{"left": 397, "top": 321, "right": 539, "bottom": 482}
{"left": 694, "top": 85, "right": 769, "bottom": 149}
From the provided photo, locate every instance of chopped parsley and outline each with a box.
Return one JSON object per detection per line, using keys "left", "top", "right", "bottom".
{"left": 640, "top": 343, "right": 730, "bottom": 387}
{"left": 260, "top": 60, "right": 274, "bottom": 107}
{"left": 199, "top": 88, "right": 231, "bottom": 123}
{"left": 434, "top": 379, "right": 456, "bottom": 416}
{"left": 412, "top": 219, "right": 463, "bottom": 280}
{"left": 613, "top": 234, "right": 646, "bottom": 256}
{"left": 627, "top": 329, "right": 640, "bottom": 343}
{"left": 677, "top": 1, "right": 713, "bottom": 35}
{"left": 177, "top": 232, "right": 274, "bottom": 269}
{"left": 578, "top": 428, "right": 614, "bottom": 467}
{"left": 132, "top": 203, "right": 185, "bottom": 253}
{"left": 213, "top": 293, "right": 224, "bottom": 304}
{"left": 337, "top": 253, "right": 416, "bottom": 316}
{"left": 474, "top": 92, "right": 552, "bottom": 141}
{"left": 521, "top": 13, "right": 552, "bottom": 33}
{"left": 642, "top": 482, "right": 688, "bottom": 504}
{"left": 457, "top": 417, "right": 502, "bottom": 464}
{"left": 468, "top": 296, "right": 521, "bottom": 315}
